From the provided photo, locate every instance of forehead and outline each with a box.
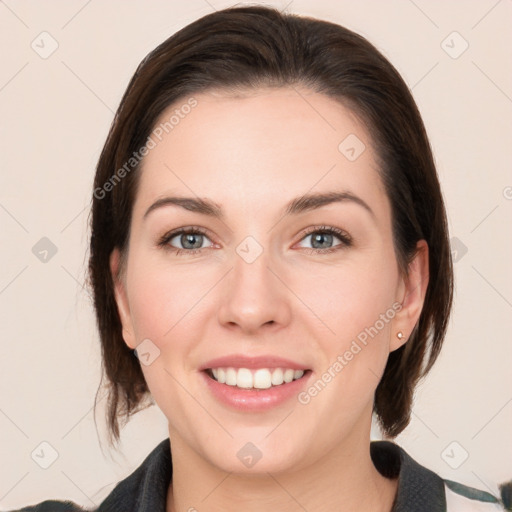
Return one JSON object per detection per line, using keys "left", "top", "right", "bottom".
{"left": 134, "top": 87, "right": 388, "bottom": 220}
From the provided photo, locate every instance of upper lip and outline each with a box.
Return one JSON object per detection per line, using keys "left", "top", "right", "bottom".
{"left": 200, "top": 355, "right": 309, "bottom": 371}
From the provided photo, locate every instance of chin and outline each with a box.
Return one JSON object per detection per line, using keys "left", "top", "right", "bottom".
{"left": 200, "top": 434, "right": 305, "bottom": 475}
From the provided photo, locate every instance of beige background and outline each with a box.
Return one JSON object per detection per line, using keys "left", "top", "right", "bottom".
{"left": 1, "top": 0, "right": 511, "bottom": 508}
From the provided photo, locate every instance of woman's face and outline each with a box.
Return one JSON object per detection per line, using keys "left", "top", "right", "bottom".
{"left": 112, "top": 87, "right": 427, "bottom": 473}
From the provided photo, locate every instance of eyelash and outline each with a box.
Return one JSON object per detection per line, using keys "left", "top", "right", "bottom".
{"left": 157, "top": 225, "right": 353, "bottom": 257}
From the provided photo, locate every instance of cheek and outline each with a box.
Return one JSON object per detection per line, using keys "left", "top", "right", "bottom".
{"left": 126, "top": 257, "right": 203, "bottom": 413}
{"left": 293, "top": 254, "right": 399, "bottom": 340}
{"left": 295, "top": 263, "right": 399, "bottom": 418}
{"left": 126, "top": 254, "right": 209, "bottom": 343}
{"left": 289, "top": 253, "right": 400, "bottom": 403}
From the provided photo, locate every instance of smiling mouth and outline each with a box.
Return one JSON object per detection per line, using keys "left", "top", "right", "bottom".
{"left": 205, "top": 367, "right": 310, "bottom": 390}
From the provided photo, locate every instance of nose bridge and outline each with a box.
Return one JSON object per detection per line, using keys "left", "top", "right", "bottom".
{"left": 216, "top": 236, "right": 291, "bottom": 332}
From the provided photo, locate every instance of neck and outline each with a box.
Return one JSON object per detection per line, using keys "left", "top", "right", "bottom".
{"left": 166, "top": 423, "right": 397, "bottom": 512}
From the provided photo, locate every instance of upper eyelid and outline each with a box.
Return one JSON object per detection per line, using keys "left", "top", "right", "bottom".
{"left": 162, "top": 226, "right": 213, "bottom": 245}
{"left": 297, "top": 226, "right": 352, "bottom": 246}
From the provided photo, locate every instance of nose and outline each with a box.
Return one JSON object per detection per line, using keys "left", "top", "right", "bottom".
{"left": 217, "top": 247, "right": 292, "bottom": 335}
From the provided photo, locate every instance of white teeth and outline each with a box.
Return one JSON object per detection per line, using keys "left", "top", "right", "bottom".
{"left": 225, "top": 367, "right": 237, "bottom": 386}
{"left": 209, "top": 367, "right": 306, "bottom": 389}
{"left": 237, "top": 368, "right": 253, "bottom": 389}
{"left": 283, "top": 369, "right": 294, "bottom": 383}
{"left": 271, "top": 368, "right": 284, "bottom": 386}
{"left": 253, "top": 369, "right": 272, "bottom": 389}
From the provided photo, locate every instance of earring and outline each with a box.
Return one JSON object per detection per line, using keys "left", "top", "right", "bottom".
{"left": 397, "top": 331, "right": 404, "bottom": 340}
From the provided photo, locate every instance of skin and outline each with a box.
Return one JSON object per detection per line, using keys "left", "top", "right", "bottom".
{"left": 110, "top": 87, "right": 429, "bottom": 512}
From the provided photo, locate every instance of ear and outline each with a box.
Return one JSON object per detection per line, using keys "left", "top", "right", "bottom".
{"left": 390, "top": 240, "right": 429, "bottom": 352}
{"left": 110, "top": 248, "right": 137, "bottom": 349}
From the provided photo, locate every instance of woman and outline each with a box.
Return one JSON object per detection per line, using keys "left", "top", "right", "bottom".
{"left": 11, "top": 5, "right": 510, "bottom": 512}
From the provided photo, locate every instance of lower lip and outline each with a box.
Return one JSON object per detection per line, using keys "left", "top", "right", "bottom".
{"left": 201, "top": 371, "right": 311, "bottom": 412}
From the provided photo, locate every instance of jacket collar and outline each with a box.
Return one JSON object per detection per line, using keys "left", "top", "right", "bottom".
{"left": 98, "top": 438, "right": 446, "bottom": 511}
{"left": 370, "top": 440, "right": 446, "bottom": 511}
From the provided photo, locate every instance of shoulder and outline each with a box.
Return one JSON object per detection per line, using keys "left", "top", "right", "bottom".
{"left": 370, "top": 440, "right": 511, "bottom": 511}
{"left": 444, "top": 479, "right": 509, "bottom": 511}
{"left": 5, "top": 438, "right": 172, "bottom": 512}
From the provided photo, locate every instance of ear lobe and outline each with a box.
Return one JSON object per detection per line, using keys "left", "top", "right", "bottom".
{"left": 390, "top": 240, "right": 429, "bottom": 352}
{"left": 110, "top": 248, "right": 137, "bottom": 349}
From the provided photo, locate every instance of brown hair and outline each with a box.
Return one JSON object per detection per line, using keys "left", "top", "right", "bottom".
{"left": 88, "top": 5, "right": 453, "bottom": 442}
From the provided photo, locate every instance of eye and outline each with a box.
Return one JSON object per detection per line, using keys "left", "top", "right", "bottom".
{"left": 158, "top": 227, "right": 214, "bottom": 256}
{"left": 157, "top": 225, "right": 352, "bottom": 256}
{"left": 296, "top": 226, "right": 352, "bottom": 254}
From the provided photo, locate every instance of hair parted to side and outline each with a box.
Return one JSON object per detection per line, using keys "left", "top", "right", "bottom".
{"left": 88, "top": 5, "right": 453, "bottom": 444}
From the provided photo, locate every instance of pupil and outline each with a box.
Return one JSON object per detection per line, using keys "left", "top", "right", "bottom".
{"left": 313, "top": 233, "right": 332, "bottom": 249}
{"left": 183, "top": 233, "right": 202, "bottom": 249}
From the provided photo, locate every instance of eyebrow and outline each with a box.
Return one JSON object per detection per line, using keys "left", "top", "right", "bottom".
{"left": 143, "top": 191, "right": 375, "bottom": 221}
